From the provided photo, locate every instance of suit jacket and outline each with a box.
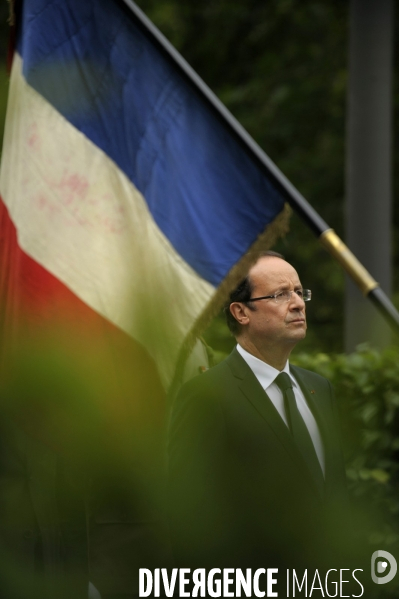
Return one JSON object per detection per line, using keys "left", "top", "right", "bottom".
{"left": 168, "top": 348, "right": 348, "bottom": 572}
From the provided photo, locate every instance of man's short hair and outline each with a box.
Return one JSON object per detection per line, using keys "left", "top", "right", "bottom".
{"left": 224, "top": 250, "right": 285, "bottom": 336}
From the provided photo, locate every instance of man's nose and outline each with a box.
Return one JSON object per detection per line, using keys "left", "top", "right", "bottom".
{"left": 289, "top": 291, "right": 305, "bottom": 309}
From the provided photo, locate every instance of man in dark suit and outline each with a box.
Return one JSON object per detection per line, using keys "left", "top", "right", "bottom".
{"left": 168, "top": 251, "right": 348, "bottom": 578}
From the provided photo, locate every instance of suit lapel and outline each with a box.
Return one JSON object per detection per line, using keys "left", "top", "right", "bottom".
{"left": 291, "top": 366, "right": 329, "bottom": 434}
{"left": 225, "top": 349, "right": 322, "bottom": 498}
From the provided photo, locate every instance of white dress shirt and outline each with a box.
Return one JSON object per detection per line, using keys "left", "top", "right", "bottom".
{"left": 236, "top": 344, "right": 325, "bottom": 475}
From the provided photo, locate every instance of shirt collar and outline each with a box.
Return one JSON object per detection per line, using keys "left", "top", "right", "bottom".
{"left": 236, "top": 344, "right": 296, "bottom": 390}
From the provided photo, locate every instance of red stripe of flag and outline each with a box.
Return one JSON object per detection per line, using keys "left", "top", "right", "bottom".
{"left": 0, "top": 197, "right": 165, "bottom": 463}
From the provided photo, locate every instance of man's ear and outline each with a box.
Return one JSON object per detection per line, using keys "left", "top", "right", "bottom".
{"left": 229, "top": 302, "right": 250, "bottom": 326}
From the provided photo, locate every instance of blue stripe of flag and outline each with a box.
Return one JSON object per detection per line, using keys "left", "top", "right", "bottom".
{"left": 17, "top": 0, "right": 284, "bottom": 286}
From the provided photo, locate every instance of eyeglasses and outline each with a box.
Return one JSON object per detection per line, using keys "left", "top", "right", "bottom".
{"left": 248, "top": 289, "right": 312, "bottom": 304}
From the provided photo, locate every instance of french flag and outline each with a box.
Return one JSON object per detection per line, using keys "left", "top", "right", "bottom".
{"left": 0, "top": 0, "right": 286, "bottom": 395}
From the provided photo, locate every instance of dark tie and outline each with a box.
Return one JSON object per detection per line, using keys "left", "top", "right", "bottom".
{"left": 275, "top": 372, "right": 324, "bottom": 497}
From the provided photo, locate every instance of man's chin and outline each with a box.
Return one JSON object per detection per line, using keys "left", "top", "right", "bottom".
{"left": 289, "top": 325, "right": 307, "bottom": 341}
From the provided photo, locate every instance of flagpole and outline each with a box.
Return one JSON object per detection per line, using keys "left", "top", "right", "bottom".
{"left": 119, "top": 0, "right": 399, "bottom": 334}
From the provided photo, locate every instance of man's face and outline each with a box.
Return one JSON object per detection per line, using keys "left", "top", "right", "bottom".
{"left": 237, "top": 256, "right": 307, "bottom": 349}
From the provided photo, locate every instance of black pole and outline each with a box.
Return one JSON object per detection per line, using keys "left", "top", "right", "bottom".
{"left": 369, "top": 288, "right": 399, "bottom": 333}
{"left": 119, "top": 0, "right": 399, "bottom": 336}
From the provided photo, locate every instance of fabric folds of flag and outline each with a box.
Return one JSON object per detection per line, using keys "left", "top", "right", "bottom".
{"left": 0, "top": 0, "right": 288, "bottom": 391}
